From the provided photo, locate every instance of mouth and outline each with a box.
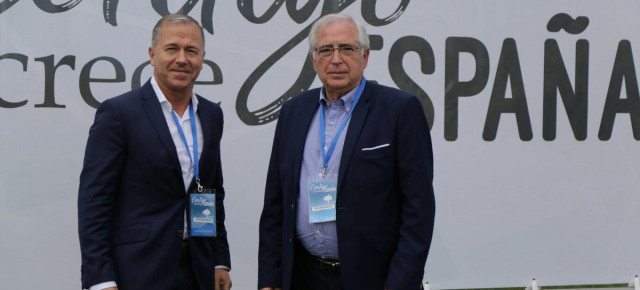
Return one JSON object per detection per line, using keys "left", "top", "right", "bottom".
{"left": 170, "top": 69, "right": 191, "bottom": 78}
{"left": 171, "top": 69, "right": 191, "bottom": 74}
{"left": 327, "top": 71, "right": 347, "bottom": 77}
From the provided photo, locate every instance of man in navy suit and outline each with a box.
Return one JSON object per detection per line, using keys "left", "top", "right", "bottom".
{"left": 78, "top": 14, "right": 232, "bottom": 290}
{"left": 258, "top": 13, "right": 435, "bottom": 290}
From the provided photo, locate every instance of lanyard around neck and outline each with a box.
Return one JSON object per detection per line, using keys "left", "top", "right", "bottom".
{"left": 319, "top": 77, "right": 366, "bottom": 177}
{"left": 171, "top": 100, "right": 201, "bottom": 190}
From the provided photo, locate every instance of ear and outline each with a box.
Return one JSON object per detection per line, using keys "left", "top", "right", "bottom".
{"left": 148, "top": 46, "right": 155, "bottom": 66}
{"left": 362, "top": 48, "right": 370, "bottom": 69}
{"left": 309, "top": 51, "right": 316, "bottom": 63}
{"left": 310, "top": 51, "right": 320, "bottom": 73}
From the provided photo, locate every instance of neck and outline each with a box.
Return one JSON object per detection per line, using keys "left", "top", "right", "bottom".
{"left": 324, "top": 87, "right": 352, "bottom": 102}
{"left": 166, "top": 93, "right": 191, "bottom": 117}
{"left": 324, "top": 80, "right": 362, "bottom": 102}
{"left": 324, "top": 93, "right": 342, "bottom": 102}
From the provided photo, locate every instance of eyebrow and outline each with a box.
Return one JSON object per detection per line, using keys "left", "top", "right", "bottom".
{"left": 317, "top": 43, "right": 357, "bottom": 48}
{"left": 163, "top": 43, "right": 201, "bottom": 50}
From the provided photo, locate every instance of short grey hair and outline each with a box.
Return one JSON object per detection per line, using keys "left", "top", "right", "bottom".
{"left": 151, "top": 14, "right": 204, "bottom": 48}
{"left": 308, "top": 14, "right": 369, "bottom": 57}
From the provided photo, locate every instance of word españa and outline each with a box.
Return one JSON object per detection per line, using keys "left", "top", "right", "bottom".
{"left": 438, "top": 37, "right": 640, "bottom": 141}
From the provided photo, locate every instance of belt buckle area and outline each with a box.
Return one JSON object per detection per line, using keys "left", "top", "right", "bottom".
{"left": 181, "top": 240, "right": 190, "bottom": 254}
{"left": 317, "top": 258, "right": 340, "bottom": 272}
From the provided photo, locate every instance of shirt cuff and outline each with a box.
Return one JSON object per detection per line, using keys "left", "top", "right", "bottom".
{"left": 88, "top": 281, "right": 117, "bottom": 290}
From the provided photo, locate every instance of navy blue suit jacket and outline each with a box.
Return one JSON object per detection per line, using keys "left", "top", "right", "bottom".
{"left": 78, "top": 81, "right": 230, "bottom": 290}
{"left": 258, "top": 81, "right": 435, "bottom": 290}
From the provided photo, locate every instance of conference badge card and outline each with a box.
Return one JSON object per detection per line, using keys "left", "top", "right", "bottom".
{"left": 308, "top": 178, "right": 337, "bottom": 223}
{"left": 190, "top": 193, "right": 216, "bottom": 237}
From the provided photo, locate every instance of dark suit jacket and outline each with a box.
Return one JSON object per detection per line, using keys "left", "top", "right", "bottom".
{"left": 258, "top": 81, "right": 435, "bottom": 290}
{"left": 78, "top": 80, "right": 230, "bottom": 290}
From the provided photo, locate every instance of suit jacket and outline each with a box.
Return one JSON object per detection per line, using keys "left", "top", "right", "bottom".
{"left": 78, "top": 80, "right": 230, "bottom": 290}
{"left": 258, "top": 81, "right": 435, "bottom": 290}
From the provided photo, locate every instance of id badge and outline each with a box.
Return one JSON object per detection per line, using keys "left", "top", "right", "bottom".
{"left": 189, "top": 189, "right": 216, "bottom": 237}
{"left": 307, "top": 175, "right": 337, "bottom": 223}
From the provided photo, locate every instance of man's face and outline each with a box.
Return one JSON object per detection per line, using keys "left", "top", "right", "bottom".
{"left": 149, "top": 21, "right": 204, "bottom": 96}
{"left": 311, "top": 19, "right": 369, "bottom": 100}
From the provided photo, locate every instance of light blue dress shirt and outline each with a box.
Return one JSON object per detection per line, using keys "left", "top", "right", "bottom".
{"left": 296, "top": 84, "right": 359, "bottom": 259}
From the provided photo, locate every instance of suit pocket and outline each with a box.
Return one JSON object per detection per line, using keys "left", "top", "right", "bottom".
{"left": 358, "top": 144, "right": 392, "bottom": 159}
{"left": 375, "top": 235, "right": 398, "bottom": 253}
{"left": 361, "top": 143, "right": 390, "bottom": 151}
{"left": 112, "top": 222, "right": 150, "bottom": 246}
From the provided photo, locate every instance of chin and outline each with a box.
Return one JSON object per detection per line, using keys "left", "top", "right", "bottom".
{"left": 327, "top": 81, "right": 350, "bottom": 89}
{"left": 169, "top": 79, "right": 191, "bottom": 87}
{"left": 166, "top": 83, "right": 190, "bottom": 91}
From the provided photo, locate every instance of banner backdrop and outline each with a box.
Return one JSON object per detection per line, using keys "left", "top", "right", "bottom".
{"left": 1, "top": 1, "right": 639, "bottom": 289}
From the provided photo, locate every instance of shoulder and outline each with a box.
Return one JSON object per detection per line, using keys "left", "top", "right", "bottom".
{"left": 196, "top": 95, "right": 222, "bottom": 112}
{"left": 364, "top": 81, "right": 417, "bottom": 107}
{"left": 366, "top": 81, "right": 413, "bottom": 100}
{"left": 286, "top": 87, "right": 320, "bottom": 106}
{"left": 196, "top": 95, "right": 224, "bottom": 130}
{"left": 100, "top": 82, "right": 150, "bottom": 108}
{"left": 280, "top": 87, "right": 320, "bottom": 113}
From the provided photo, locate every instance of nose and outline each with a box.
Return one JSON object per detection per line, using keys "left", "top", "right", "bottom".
{"left": 330, "top": 48, "right": 344, "bottom": 63}
{"left": 175, "top": 50, "right": 187, "bottom": 64}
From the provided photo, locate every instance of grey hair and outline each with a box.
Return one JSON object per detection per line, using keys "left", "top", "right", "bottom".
{"left": 151, "top": 14, "right": 205, "bottom": 48}
{"left": 308, "top": 14, "right": 369, "bottom": 57}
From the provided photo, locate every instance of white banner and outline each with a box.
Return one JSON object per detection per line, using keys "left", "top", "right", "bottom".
{"left": 1, "top": 1, "right": 639, "bottom": 289}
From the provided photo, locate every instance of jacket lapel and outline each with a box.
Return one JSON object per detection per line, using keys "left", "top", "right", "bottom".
{"left": 139, "top": 81, "right": 183, "bottom": 186}
{"left": 338, "top": 81, "right": 371, "bottom": 191}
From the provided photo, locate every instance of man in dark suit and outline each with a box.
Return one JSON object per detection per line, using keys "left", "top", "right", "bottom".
{"left": 78, "top": 14, "right": 232, "bottom": 290}
{"left": 258, "top": 13, "right": 435, "bottom": 290}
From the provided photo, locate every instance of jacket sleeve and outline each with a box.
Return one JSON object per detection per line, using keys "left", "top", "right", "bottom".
{"left": 385, "top": 95, "right": 436, "bottom": 289}
{"left": 77, "top": 99, "right": 125, "bottom": 288}
{"left": 213, "top": 108, "right": 231, "bottom": 268}
{"left": 257, "top": 102, "right": 287, "bottom": 289}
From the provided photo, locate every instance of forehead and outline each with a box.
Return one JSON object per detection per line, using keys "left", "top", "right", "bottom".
{"left": 315, "top": 19, "right": 359, "bottom": 45}
{"left": 157, "top": 22, "right": 203, "bottom": 46}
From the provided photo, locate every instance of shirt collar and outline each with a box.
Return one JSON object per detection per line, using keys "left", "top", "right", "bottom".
{"left": 318, "top": 79, "right": 362, "bottom": 108}
{"left": 150, "top": 76, "right": 199, "bottom": 112}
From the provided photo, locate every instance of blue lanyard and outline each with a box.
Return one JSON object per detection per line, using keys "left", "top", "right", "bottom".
{"left": 319, "top": 77, "right": 366, "bottom": 177}
{"left": 171, "top": 100, "right": 201, "bottom": 190}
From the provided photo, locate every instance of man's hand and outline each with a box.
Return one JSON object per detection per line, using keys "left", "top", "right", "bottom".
{"left": 215, "top": 268, "right": 232, "bottom": 290}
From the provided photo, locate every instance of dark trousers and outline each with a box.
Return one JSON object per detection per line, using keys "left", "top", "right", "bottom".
{"left": 291, "top": 242, "right": 343, "bottom": 290}
{"left": 180, "top": 240, "right": 199, "bottom": 290}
